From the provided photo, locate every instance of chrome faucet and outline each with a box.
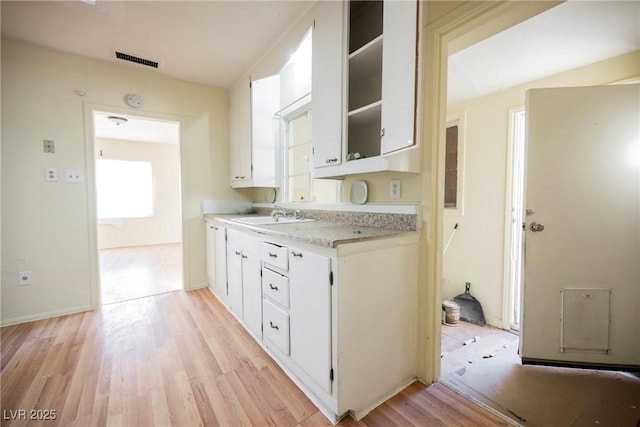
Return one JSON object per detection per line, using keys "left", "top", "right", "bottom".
{"left": 271, "top": 204, "right": 286, "bottom": 220}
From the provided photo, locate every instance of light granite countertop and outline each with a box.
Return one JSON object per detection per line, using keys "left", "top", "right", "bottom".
{"left": 204, "top": 214, "right": 417, "bottom": 248}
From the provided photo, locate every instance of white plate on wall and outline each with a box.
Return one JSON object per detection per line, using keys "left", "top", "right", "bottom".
{"left": 264, "top": 188, "right": 276, "bottom": 203}
{"left": 350, "top": 180, "right": 368, "bottom": 205}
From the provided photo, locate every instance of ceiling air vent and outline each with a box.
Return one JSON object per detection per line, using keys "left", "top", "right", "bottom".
{"left": 115, "top": 51, "right": 158, "bottom": 69}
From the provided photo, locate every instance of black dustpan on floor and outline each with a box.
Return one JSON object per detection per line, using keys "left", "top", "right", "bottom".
{"left": 453, "top": 282, "right": 486, "bottom": 326}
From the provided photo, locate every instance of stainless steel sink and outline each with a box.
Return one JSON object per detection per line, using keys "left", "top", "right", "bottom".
{"left": 231, "top": 216, "right": 315, "bottom": 226}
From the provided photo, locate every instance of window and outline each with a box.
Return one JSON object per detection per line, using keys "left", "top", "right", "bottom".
{"left": 444, "top": 122, "right": 459, "bottom": 208}
{"left": 96, "top": 159, "right": 153, "bottom": 218}
{"left": 444, "top": 113, "right": 465, "bottom": 213}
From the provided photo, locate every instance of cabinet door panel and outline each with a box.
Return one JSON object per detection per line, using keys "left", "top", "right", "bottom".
{"left": 230, "top": 79, "right": 252, "bottom": 186}
{"left": 206, "top": 222, "right": 216, "bottom": 289}
{"left": 227, "top": 244, "right": 243, "bottom": 318}
{"left": 251, "top": 75, "right": 280, "bottom": 187}
{"left": 289, "top": 249, "right": 332, "bottom": 393}
{"left": 214, "top": 226, "right": 227, "bottom": 299}
{"left": 242, "top": 253, "right": 263, "bottom": 339}
{"left": 312, "top": 0, "right": 344, "bottom": 169}
{"left": 381, "top": 0, "right": 417, "bottom": 155}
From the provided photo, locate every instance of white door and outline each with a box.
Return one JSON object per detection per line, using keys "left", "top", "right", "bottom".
{"left": 521, "top": 84, "right": 640, "bottom": 369}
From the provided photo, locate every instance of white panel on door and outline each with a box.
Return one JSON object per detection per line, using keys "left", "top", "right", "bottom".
{"left": 561, "top": 288, "right": 611, "bottom": 354}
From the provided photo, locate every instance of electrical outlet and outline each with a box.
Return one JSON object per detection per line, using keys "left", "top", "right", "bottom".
{"left": 65, "top": 169, "right": 83, "bottom": 183}
{"left": 18, "top": 270, "right": 32, "bottom": 286}
{"left": 390, "top": 178, "right": 402, "bottom": 200}
{"left": 45, "top": 168, "right": 58, "bottom": 182}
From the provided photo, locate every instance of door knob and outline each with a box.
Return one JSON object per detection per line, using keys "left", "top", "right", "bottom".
{"left": 529, "top": 222, "right": 545, "bottom": 232}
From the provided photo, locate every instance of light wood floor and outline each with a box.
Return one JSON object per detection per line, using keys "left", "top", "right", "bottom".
{"left": 1, "top": 289, "right": 510, "bottom": 427}
{"left": 99, "top": 244, "right": 183, "bottom": 305}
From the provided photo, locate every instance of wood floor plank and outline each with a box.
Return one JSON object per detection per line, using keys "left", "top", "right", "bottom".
{"left": 1, "top": 289, "right": 516, "bottom": 427}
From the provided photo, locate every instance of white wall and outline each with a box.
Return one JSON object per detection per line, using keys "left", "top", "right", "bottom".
{"left": 1, "top": 39, "right": 251, "bottom": 325}
{"left": 96, "top": 137, "right": 182, "bottom": 249}
{"left": 442, "top": 51, "right": 640, "bottom": 328}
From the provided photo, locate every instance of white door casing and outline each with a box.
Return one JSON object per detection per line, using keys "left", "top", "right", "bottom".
{"left": 521, "top": 84, "right": 640, "bottom": 369}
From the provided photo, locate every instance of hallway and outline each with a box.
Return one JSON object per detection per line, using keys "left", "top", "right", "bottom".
{"left": 99, "top": 243, "right": 183, "bottom": 304}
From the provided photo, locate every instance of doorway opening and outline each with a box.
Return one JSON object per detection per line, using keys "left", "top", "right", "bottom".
{"left": 505, "top": 107, "right": 526, "bottom": 332}
{"left": 93, "top": 111, "right": 183, "bottom": 304}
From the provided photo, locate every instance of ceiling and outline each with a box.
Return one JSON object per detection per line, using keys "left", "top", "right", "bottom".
{"left": 2, "top": 0, "right": 638, "bottom": 140}
{"left": 0, "top": 0, "right": 312, "bottom": 90}
{"left": 448, "top": 1, "right": 640, "bottom": 104}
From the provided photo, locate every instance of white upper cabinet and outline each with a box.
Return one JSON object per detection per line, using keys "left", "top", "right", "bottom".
{"left": 250, "top": 75, "right": 280, "bottom": 187}
{"left": 311, "top": 0, "right": 345, "bottom": 169}
{"left": 380, "top": 0, "right": 418, "bottom": 155}
{"left": 313, "top": 0, "right": 421, "bottom": 178}
{"left": 229, "top": 78, "right": 252, "bottom": 186}
{"left": 229, "top": 75, "right": 280, "bottom": 188}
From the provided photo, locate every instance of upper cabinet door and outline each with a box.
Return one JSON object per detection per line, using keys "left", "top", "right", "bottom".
{"left": 230, "top": 78, "right": 252, "bottom": 187}
{"left": 381, "top": 0, "right": 418, "bottom": 155}
{"left": 251, "top": 75, "right": 280, "bottom": 187}
{"left": 311, "top": 0, "right": 345, "bottom": 169}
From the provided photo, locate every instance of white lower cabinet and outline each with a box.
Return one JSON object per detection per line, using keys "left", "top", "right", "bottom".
{"left": 226, "top": 229, "right": 262, "bottom": 339}
{"left": 226, "top": 243, "right": 244, "bottom": 318}
{"left": 289, "top": 249, "right": 332, "bottom": 394}
{"left": 205, "top": 221, "right": 227, "bottom": 302}
{"left": 217, "top": 225, "right": 418, "bottom": 423}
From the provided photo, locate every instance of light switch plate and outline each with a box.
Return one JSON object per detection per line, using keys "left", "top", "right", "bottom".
{"left": 65, "top": 169, "right": 83, "bottom": 183}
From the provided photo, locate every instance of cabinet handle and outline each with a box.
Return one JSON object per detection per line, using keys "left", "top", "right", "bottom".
{"left": 291, "top": 251, "right": 303, "bottom": 258}
{"left": 241, "top": 254, "right": 248, "bottom": 259}
{"left": 235, "top": 251, "right": 241, "bottom": 255}
{"left": 235, "top": 176, "right": 240, "bottom": 179}
{"left": 325, "top": 157, "right": 338, "bottom": 164}
{"left": 240, "top": 176, "right": 246, "bottom": 179}
{"left": 269, "top": 321, "right": 279, "bottom": 330}
{"left": 380, "top": 127, "right": 385, "bottom": 137}
{"left": 269, "top": 283, "right": 278, "bottom": 291}
{"left": 214, "top": 226, "right": 219, "bottom": 230}
{"left": 268, "top": 252, "right": 278, "bottom": 258}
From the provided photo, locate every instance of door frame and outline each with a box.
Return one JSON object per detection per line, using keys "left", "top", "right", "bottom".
{"left": 418, "top": 0, "right": 561, "bottom": 382}
{"left": 83, "top": 103, "right": 186, "bottom": 308}
{"left": 502, "top": 105, "right": 526, "bottom": 331}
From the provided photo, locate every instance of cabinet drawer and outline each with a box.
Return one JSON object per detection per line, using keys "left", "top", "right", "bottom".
{"left": 261, "top": 242, "right": 288, "bottom": 271}
{"left": 263, "top": 299, "right": 290, "bottom": 355}
{"left": 262, "top": 268, "right": 290, "bottom": 309}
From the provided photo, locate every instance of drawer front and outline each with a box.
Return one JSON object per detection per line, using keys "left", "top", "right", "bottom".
{"left": 263, "top": 299, "right": 290, "bottom": 355}
{"left": 262, "top": 268, "right": 290, "bottom": 309}
{"left": 261, "top": 242, "right": 288, "bottom": 271}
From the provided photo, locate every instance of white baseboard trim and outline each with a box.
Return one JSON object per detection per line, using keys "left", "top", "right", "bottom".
{"left": 1, "top": 304, "right": 93, "bottom": 327}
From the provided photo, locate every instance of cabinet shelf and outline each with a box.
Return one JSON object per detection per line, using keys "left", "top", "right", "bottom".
{"left": 348, "top": 35, "right": 383, "bottom": 84}
{"left": 348, "top": 100, "right": 381, "bottom": 128}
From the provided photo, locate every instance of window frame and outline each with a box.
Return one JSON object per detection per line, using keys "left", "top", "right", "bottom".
{"left": 281, "top": 94, "right": 313, "bottom": 204}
